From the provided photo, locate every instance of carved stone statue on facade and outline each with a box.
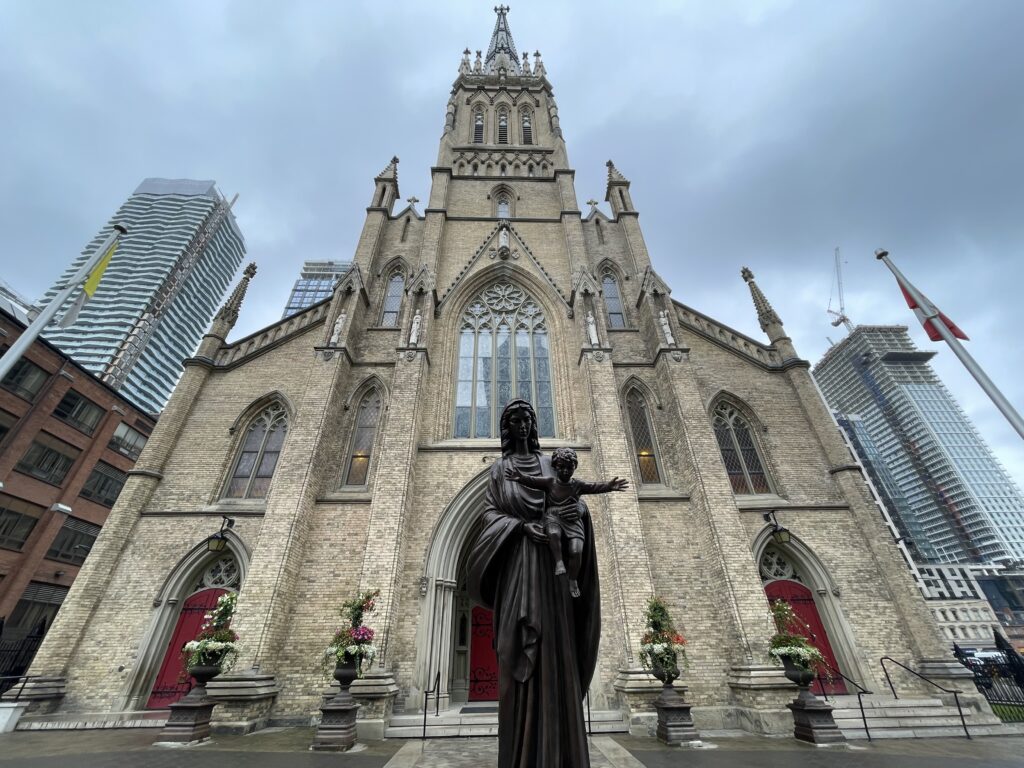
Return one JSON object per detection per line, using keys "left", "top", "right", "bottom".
{"left": 468, "top": 400, "right": 600, "bottom": 768}
{"left": 586, "top": 310, "right": 600, "bottom": 347}
{"left": 409, "top": 309, "right": 422, "bottom": 346}
{"left": 659, "top": 310, "right": 676, "bottom": 346}
{"left": 330, "top": 312, "right": 347, "bottom": 346}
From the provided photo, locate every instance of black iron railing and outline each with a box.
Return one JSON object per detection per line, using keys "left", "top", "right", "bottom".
{"left": 880, "top": 656, "right": 969, "bottom": 739}
{"left": 422, "top": 671, "right": 441, "bottom": 740}
{"left": 815, "top": 662, "right": 873, "bottom": 741}
{"left": 0, "top": 675, "right": 32, "bottom": 701}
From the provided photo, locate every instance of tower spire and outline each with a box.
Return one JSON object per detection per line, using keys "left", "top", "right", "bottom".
{"left": 485, "top": 6, "right": 522, "bottom": 74}
{"left": 214, "top": 262, "right": 257, "bottom": 332}
{"left": 741, "top": 266, "right": 792, "bottom": 348}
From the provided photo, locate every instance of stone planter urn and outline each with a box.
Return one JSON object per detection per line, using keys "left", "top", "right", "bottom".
{"left": 778, "top": 654, "right": 845, "bottom": 745}
{"left": 155, "top": 660, "right": 225, "bottom": 744}
{"left": 649, "top": 652, "right": 699, "bottom": 745}
{"left": 312, "top": 658, "right": 361, "bottom": 751}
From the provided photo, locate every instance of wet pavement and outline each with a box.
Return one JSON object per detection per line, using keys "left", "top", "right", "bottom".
{"left": 0, "top": 728, "right": 1022, "bottom": 767}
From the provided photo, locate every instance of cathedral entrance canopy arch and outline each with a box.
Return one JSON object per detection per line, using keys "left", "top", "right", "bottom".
{"left": 121, "top": 530, "right": 250, "bottom": 711}
{"left": 413, "top": 468, "right": 493, "bottom": 709}
{"left": 754, "top": 530, "right": 860, "bottom": 694}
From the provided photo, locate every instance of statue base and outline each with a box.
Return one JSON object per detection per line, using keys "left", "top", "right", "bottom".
{"left": 787, "top": 689, "right": 846, "bottom": 745}
{"left": 653, "top": 684, "right": 700, "bottom": 745}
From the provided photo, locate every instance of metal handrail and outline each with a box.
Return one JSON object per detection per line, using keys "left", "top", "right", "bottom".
{"left": 880, "top": 656, "right": 970, "bottom": 739}
{"left": 815, "top": 662, "right": 874, "bottom": 741}
{"left": 0, "top": 674, "right": 32, "bottom": 701}
{"left": 421, "top": 671, "right": 441, "bottom": 740}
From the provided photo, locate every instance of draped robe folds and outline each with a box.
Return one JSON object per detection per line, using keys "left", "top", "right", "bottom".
{"left": 468, "top": 451, "right": 601, "bottom": 768}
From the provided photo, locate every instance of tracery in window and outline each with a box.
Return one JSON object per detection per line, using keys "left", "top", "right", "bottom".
{"left": 344, "top": 389, "right": 382, "bottom": 486}
{"left": 759, "top": 547, "right": 801, "bottom": 583}
{"left": 225, "top": 402, "right": 287, "bottom": 499}
{"left": 625, "top": 388, "right": 661, "bottom": 484}
{"left": 380, "top": 271, "right": 405, "bottom": 327}
{"left": 602, "top": 273, "right": 625, "bottom": 329}
{"left": 454, "top": 282, "right": 554, "bottom": 439}
{"left": 713, "top": 402, "right": 771, "bottom": 494}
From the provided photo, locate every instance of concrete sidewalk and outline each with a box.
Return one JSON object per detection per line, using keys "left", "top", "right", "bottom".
{"left": 0, "top": 729, "right": 1022, "bottom": 767}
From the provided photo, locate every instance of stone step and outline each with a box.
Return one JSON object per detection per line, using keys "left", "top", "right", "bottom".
{"left": 826, "top": 696, "right": 945, "bottom": 709}
{"left": 17, "top": 710, "right": 170, "bottom": 731}
{"left": 385, "top": 709, "right": 628, "bottom": 739}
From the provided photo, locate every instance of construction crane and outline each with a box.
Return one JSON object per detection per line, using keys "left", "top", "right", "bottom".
{"left": 827, "top": 247, "right": 854, "bottom": 332}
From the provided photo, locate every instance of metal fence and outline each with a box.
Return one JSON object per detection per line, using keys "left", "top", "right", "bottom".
{"left": 954, "top": 645, "right": 1024, "bottom": 723}
{"left": 0, "top": 631, "right": 44, "bottom": 694}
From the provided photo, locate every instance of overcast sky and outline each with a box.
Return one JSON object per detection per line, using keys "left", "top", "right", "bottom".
{"left": 2, "top": 0, "right": 1023, "bottom": 486}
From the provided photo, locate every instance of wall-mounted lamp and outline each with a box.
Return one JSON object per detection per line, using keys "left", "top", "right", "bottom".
{"left": 762, "top": 510, "right": 791, "bottom": 546}
{"left": 207, "top": 516, "right": 236, "bottom": 552}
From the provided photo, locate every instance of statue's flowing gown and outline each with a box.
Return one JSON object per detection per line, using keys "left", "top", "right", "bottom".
{"left": 468, "top": 451, "right": 601, "bottom": 768}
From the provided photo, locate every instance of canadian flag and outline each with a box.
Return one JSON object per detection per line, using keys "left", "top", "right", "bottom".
{"left": 878, "top": 251, "right": 968, "bottom": 341}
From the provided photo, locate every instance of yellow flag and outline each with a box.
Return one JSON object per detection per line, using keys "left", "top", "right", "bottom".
{"left": 83, "top": 240, "right": 118, "bottom": 297}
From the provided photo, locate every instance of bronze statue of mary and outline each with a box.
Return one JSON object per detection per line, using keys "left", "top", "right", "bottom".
{"left": 467, "top": 399, "right": 601, "bottom": 768}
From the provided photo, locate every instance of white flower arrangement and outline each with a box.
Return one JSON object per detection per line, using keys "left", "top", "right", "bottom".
{"left": 769, "top": 645, "right": 825, "bottom": 666}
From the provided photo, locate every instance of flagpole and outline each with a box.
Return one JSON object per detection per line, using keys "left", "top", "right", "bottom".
{"left": 877, "top": 249, "right": 1024, "bottom": 441}
{"left": 0, "top": 225, "right": 126, "bottom": 382}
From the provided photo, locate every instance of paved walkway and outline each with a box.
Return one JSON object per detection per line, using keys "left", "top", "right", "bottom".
{"left": 0, "top": 729, "right": 1023, "bottom": 767}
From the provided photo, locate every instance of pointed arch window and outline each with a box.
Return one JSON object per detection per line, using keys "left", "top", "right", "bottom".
{"left": 455, "top": 282, "right": 554, "bottom": 439}
{"left": 497, "top": 109, "right": 509, "bottom": 144}
{"left": 603, "top": 273, "right": 626, "bottom": 328}
{"left": 497, "top": 195, "right": 510, "bottom": 218}
{"left": 713, "top": 402, "right": 771, "bottom": 494}
{"left": 521, "top": 111, "right": 533, "bottom": 145}
{"left": 625, "top": 389, "right": 661, "bottom": 484}
{"left": 343, "top": 389, "right": 382, "bottom": 486}
{"left": 225, "top": 402, "right": 287, "bottom": 499}
{"left": 473, "top": 109, "right": 485, "bottom": 144}
{"left": 380, "top": 271, "right": 405, "bottom": 327}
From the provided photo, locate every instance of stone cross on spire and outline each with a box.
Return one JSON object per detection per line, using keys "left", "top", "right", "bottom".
{"left": 586, "top": 199, "right": 599, "bottom": 212}
{"left": 485, "top": 5, "right": 522, "bottom": 74}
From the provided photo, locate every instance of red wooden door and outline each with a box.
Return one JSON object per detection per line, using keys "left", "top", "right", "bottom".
{"left": 146, "top": 588, "right": 226, "bottom": 708}
{"left": 469, "top": 605, "right": 499, "bottom": 701}
{"left": 765, "top": 580, "right": 847, "bottom": 695}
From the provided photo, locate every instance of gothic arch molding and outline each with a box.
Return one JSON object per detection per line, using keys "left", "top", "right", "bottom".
{"left": 344, "top": 374, "right": 391, "bottom": 411}
{"left": 411, "top": 468, "right": 491, "bottom": 707}
{"left": 227, "top": 391, "right": 296, "bottom": 435}
{"left": 620, "top": 375, "right": 663, "bottom": 411}
{"left": 707, "top": 390, "right": 783, "bottom": 497}
{"left": 120, "top": 529, "right": 251, "bottom": 710}
{"left": 752, "top": 528, "right": 867, "bottom": 686}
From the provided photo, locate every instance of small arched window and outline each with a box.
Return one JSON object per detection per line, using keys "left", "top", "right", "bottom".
{"left": 380, "top": 271, "right": 405, "bottom": 327}
{"left": 713, "top": 402, "right": 771, "bottom": 494}
{"left": 225, "top": 402, "right": 288, "bottom": 499}
{"left": 497, "top": 195, "right": 510, "bottom": 218}
{"left": 521, "top": 111, "right": 533, "bottom": 145}
{"left": 497, "top": 109, "right": 509, "bottom": 144}
{"left": 625, "top": 389, "right": 661, "bottom": 484}
{"left": 603, "top": 273, "right": 625, "bottom": 328}
{"left": 473, "top": 109, "right": 484, "bottom": 144}
{"left": 343, "top": 389, "right": 382, "bottom": 486}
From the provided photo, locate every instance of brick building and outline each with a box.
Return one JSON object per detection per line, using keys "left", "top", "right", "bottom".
{"left": 22, "top": 8, "right": 983, "bottom": 735}
{"left": 0, "top": 308, "right": 155, "bottom": 682}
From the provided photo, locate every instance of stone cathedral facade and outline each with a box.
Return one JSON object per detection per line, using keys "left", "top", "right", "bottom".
{"left": 24, "top": 9, "right": 972, "bottom": 736}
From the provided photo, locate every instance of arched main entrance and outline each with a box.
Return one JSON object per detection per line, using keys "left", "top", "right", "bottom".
{"left": 758, "top": 543, "right": 855, "bottom": 695}
{"left": 414, "top": 469, "right": 499, "bottom": 710}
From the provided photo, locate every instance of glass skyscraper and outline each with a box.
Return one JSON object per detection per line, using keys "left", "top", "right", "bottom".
{"left": 282, "top": 260, "right": 351, "bottom": 318}
{"left": 40, "top": 179, "right": 246, "bottom": 414}
{"left": 814, "top": 325, "right": 1024, "bottom": 564}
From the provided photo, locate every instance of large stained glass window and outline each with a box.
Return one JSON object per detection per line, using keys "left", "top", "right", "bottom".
{"left": 454, "top": 282, "right": 554, "bottom": 438}
{"left": 713, "top": 402, "right": 771, "bottom": 494}
{"left": 380, "top": 271, "right": 405, "bottom": 327}
{"left": 626, "top": 388, "right": 661, "bottom": 484}
{"left": 603, "top": 273, "right": 625, "bottom": 328}
{"left": 344, "top": 389, "right": 382, "bottom": 486}
{"left": 225, "top": 402, "right": 288, "bottom": 499}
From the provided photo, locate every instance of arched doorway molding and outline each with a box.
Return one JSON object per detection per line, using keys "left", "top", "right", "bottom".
{"left": 412, "top": 468, "right": 491, "bottom": 710}
{"left": 118, "top": 529, "right": 251, "bottom": 710}
{"left": 752, "top": 527, "right": 868, "bottom": 688}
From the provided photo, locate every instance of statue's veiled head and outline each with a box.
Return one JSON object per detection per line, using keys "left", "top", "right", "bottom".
{"left": 499, "top": 399, "right": 540, "bottom": 456}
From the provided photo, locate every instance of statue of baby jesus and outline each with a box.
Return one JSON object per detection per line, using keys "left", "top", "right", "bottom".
{"left": 505, "top": 447, "right": 628, "bottom": 598}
